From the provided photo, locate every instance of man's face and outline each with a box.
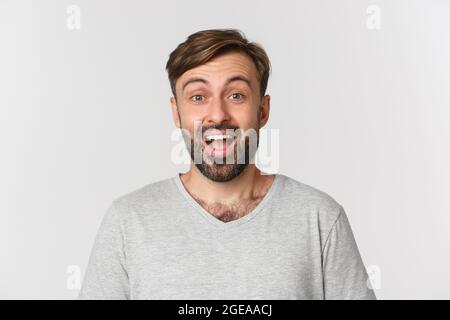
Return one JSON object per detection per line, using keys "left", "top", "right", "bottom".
{"left": 170, "top": 50, "right": 270, "bottom": 182}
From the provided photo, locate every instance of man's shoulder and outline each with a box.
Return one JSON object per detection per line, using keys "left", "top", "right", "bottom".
{"left": 278, "top": 174, "right": 344, "bottom": 223}
{"left": 109, "top": 176, "right": 177, "bottom": 213}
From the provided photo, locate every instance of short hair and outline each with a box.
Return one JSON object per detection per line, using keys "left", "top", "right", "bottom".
{"left": 165, "top": 28, "right": 271, "bottom": 100}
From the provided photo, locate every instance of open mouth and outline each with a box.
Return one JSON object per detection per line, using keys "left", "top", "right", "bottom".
{"left": 202, "top": 133, "right": 238, "bottom": 157}
{"left": 204, "top": 134, "right": 234, "bottom": 145}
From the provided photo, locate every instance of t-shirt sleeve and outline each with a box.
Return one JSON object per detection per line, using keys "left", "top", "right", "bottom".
{"left": 321, "top": 206, "right": 377, "bottom": 300}
{"left": 78, "top": 201, "right": 130, "bottom": 300}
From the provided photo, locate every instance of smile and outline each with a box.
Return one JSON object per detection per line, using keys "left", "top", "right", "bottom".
{"left": 202, "top": 134, "right": 238, "bottom": 158}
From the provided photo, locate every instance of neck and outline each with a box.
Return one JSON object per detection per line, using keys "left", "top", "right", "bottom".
{"left": 180, "top": 164, "right": 273, "bottom": 204}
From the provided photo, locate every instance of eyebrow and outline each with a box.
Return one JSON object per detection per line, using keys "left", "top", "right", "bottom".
{"left": 181, "top": 75, "right": 251, "bottom": 92}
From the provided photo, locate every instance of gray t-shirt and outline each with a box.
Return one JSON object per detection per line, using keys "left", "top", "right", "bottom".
{"left": 78, "top": 173, "right": 376, "bottom": 300}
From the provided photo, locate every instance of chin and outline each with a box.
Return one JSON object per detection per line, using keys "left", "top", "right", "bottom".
{"left": 195, "top": 163, "right": 248, "bottom": 182}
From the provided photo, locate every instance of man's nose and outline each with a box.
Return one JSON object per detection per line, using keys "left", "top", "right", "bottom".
{"left": 204, "top": 98, "right": 231, "bottom": 124}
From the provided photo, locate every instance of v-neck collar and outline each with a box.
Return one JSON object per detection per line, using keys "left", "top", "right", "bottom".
{"left": 173, "top": 172, "right": 283, "bottom": 230}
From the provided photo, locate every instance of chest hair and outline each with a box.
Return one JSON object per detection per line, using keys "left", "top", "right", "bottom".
{"left": 192, "top": 195, "right": 266, "bottom": 223}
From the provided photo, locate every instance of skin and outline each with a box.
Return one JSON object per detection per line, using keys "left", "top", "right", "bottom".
{"left": 170, "top": 50, "right": 275, "bottom": 223}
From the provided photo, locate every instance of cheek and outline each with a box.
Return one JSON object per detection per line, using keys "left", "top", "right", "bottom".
{"left": 178, "top": 111, "right": 202, "bottom": 129}
{"left": 230, "top": 108, "right": 260, "bottom": 128}
{"left": 179, "top": 118, "right": 206, "bottom": 143}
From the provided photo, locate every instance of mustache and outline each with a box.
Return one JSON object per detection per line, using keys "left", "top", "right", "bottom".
{"left": 200, "top": 124, "right": 240, "bottom": 133}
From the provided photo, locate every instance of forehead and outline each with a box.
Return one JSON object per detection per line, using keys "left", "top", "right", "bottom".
{"left": 177, "top": 51, "right": 259, "bottom": 91}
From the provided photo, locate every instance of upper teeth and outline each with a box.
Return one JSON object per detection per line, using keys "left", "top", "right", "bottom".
{"left": 205, "top": 134, "right": 233, "bottom": 141}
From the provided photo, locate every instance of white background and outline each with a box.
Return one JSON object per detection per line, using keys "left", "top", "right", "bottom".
{"left": 1, "top": 0, "right": 449, "bottom": 299}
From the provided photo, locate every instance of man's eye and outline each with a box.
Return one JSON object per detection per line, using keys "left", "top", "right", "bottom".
{"left": 230, "top": 93, "right": 244, "bottom": 100}
{"left": 190, "top": 95, "right": 204, "bottom": 102}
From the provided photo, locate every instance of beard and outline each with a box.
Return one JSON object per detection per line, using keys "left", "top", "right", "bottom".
{"left": 182, "top": 122, "right": 260, "bottom": 183}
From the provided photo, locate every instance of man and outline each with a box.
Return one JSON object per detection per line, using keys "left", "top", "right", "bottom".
{"left": 79, "top": 29, "right": 376, "bottom": 300}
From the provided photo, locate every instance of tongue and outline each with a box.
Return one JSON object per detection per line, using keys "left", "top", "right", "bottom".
{"left": 209, "top": 138, "right": 233, "bottom": 149}
{"left": 210, "top": 139, "right": 226, "bottom": 149}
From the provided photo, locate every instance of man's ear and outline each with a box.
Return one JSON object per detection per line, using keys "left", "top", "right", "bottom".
{"left": 170, "top": 96, "right": 181, "bottom": 128}
{"left": 259, "top": 94, "right": 270, "bottom": 128}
